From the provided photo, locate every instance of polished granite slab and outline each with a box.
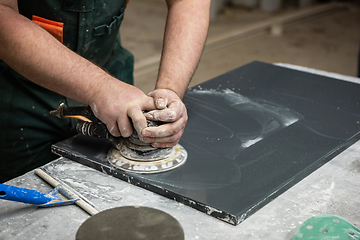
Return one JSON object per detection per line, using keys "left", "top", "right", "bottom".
{"left": 52, "top": 61, "right": 360, "bottom": 225}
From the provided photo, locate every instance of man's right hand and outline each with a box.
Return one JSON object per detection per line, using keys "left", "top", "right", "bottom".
{"left": 88, "top": 79, "right": 156, "bottom": 140}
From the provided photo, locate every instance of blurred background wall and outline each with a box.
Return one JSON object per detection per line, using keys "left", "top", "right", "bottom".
{"left": 120, "top": 0, "right": 360, "bottom": 93}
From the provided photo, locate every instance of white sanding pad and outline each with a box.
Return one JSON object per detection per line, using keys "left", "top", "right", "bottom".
{"left": 107, "top": 144, "right": 187, "bottom": 174}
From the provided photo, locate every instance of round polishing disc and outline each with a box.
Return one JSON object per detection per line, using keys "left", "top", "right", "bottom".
{"left": 76, "top": 206, "right": 184, "bottom": 240}
{"left": 107, "top": 143, "right": 187, "bottom": 174}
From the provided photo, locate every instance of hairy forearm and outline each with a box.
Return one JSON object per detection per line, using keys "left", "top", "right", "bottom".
{"left": 156, "top": 0, "right": 210, "bottom": 99}
{"left": 0, "top": 4, "right": 125, "bottom": 105}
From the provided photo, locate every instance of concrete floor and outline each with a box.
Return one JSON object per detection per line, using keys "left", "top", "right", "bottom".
{"left": 121, "top": 0, "right": 360, "bottom": 94}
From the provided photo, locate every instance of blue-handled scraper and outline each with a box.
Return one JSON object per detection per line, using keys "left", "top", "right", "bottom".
{"left": 0, "top": 183, "right": 78, "bottom": 207}
{"left": 0, "top": 169, "right": 99, "bottom": 215}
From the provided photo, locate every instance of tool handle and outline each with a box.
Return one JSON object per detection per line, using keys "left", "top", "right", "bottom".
{"left": 50, "top": 103, "right": 94, "bottom": 119}
{"left": 75, "top": 121, "right": 121, "bottom": 148}
{"left": 74, "top": 111, "right": 165, "bottom": 149}
{"left": 76, "top": 121, "right": 112, "bottom": 139}
{"left": 35, "top": 169, "right": 99, "bottom": 216}
{"left": 0, "top": 183, "right": 55, "bottom": 205}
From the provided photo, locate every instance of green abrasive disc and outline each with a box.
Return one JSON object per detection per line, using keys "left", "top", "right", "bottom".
{"left": 76, "top": 206, "right": 184, "bottom": 240}
{"left": 292, "top": 215, "right": 360, "bottom": 240}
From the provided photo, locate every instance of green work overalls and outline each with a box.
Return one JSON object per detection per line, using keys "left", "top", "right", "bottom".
{"left": 0, "top": 0, "right": 133, "bottom": 182}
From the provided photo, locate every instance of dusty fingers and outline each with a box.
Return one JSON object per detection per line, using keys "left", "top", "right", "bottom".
{"left": 89, "top": 80, "right": 156, "bottom": 138}
{"left": 142, "top": 116, "right": 186, "bottom": 147}
{"left": 143, "top": 89, "right": 188, "bottom": 147}
{"left": 148, "top": 89, "right": 169, "bottom": 110}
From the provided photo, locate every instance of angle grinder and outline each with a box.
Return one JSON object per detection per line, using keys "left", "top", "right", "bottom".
{"left": 50, "top": 103, "right": 187, "bottom": 174}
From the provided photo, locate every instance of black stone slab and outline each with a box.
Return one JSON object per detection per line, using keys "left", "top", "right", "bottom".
{"left": 52, "top": 61, "right": 360, "bottom": 225}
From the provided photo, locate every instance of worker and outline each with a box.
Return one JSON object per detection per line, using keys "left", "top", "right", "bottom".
{"left": 0, "top": 0, "right": 210, "bottom": 183}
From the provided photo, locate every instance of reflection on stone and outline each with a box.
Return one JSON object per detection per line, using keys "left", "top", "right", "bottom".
{"left": 183, "top": 89, "right": 303, "bottom": 160}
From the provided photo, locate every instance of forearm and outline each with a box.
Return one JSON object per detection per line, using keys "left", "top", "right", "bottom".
{"left": 0, "top": 4, "right": 126, "bottom": 105}
{"left": 156, "top": 0, "right": 210, "bottom": 99}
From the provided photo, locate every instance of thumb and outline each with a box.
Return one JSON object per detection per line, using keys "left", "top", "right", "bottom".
{"left": 148, "top": 89, "right": 169, "bottom": 110}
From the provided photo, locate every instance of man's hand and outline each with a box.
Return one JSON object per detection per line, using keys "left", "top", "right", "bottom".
{"left": 89, "top": 80, "right": 156, "bottom": 139}
{"left": 142, "top": 89, "right": 188, "bottom": 148}
{"left": 139, "top": 0, "right": 210, "bottom": 148}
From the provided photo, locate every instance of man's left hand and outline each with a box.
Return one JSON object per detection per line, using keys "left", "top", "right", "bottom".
{"left": 142, "top": 89, "right": 188, "bottom": 148}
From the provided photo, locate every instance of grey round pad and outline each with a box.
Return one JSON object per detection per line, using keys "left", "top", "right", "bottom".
{"left": 76, "top": 206, "right": 184, "bottom": 240}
